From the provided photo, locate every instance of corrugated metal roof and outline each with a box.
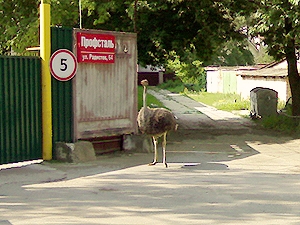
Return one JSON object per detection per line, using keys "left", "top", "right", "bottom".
{"left": 238, "top": 68, "right": 287, "bottom": 77}
{"left": 205, "top": 65, "right": 263, "bottom": 71}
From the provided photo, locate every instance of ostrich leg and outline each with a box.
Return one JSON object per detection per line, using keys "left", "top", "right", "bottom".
{"left": 162, "top": 132, "right": 168, "bottom": 168}
{"left": 149, "top": 136, "right": 158, "bottom": 165}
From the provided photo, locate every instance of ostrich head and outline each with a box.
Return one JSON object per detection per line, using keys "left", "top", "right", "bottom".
{"left": 141, "top": 79, "right": 149, "bottom": 108}
{"left": 141, "top": 79, "right": 149, "bottom": 87}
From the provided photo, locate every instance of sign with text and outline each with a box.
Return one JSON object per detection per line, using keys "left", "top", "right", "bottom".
{"left": 76, "top": 32, "right": 115, "bottom": 63}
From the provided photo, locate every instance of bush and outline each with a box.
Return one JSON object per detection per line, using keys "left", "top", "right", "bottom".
{"left": 260, "top": 114, "right": 300, "bottom": 134}
{"left": 158, "top": 79, "right": 186, "bottom": 93}
{"left": 166, "top": 50, "right": 207, "bottom": 90}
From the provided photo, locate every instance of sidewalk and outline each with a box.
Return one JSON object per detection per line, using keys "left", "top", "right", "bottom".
{"left": 148, "top": 89, "right": 255, "bottom": 130}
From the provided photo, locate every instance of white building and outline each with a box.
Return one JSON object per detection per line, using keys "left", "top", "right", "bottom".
{"left": 205, "top": 60, "right": 295, "bottom": 102}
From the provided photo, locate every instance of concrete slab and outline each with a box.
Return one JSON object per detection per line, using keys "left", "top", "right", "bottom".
{"left": 2, "top": 160, "right": 300, "bottom": 225}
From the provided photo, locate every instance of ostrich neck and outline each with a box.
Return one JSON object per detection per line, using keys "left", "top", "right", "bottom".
{"left": 143, "top": 86, "right": 147, "bottom": 108}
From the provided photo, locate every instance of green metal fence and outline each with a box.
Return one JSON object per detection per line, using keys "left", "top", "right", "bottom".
{"left": 0, "top": 27, "right": 74, "bottom": 164}
{"left": 51, "top": 27, "right": 74, "bottom": 147}
{"left": 0, "top": 56, "right": 42, "bottom": 164}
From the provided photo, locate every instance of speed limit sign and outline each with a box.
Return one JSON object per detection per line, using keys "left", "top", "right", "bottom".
{"left": 49, "top": 49, "right": 78, "bottom": 81}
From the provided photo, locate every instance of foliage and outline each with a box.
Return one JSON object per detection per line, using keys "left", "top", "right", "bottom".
{"left": 166, "top": 49, "right": 206, "bottom": 90}
{"left": 50, "top": 1, "right": 79, "bottom": 26}
{"left": 207, "top": 39, "right": 255, "bottom": 66}
{"left": 260, "top": 98, "right": 300, "bottom": 135}
{"left": 79, "top": 0, "right": 133, "bottom": 31}
{"left": 248, "top": 1, "right": 300, "bottom": 60}
{"left": 158, "top": 79, "right": 186, "bottom": 93}
{"left": 0, "top": 0, "right": 249, "bottom": 65}
{"left": 0, "top": 0, "right": 80, "bottom": 54}
{"left": 252, "top": 45, "right": 275, "bottom": 64}
{"left": 260, "top": 114, "right": 300, "bottom": 135}
{"left": 0, "top": 0, "right": 39, "bottom": 54}
{"left": 134, "top": 0, "right": 246, "bottom": 66}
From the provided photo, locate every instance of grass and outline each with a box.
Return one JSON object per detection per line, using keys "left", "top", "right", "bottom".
{"left": 185, "top": 91, "right": 250, "bottom": 111}
{"left": 259, "top": 114, "right": 300, "bottom": 133}
{"left": 139, "top": 80, "right": 299, "bottom": 135}
{"left": 184, "top": 90, "right": 299, "bottom": 134}
{"left": 138, "top": 86, "right": 165, "bottom": 110}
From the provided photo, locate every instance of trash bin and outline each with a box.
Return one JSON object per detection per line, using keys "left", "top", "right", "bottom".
{"left": 250, "top": 87, "right": 278, "bottom": 119}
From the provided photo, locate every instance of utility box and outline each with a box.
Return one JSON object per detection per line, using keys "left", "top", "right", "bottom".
{"left": 250, "top": 87, "right": 278, "bottom": 118}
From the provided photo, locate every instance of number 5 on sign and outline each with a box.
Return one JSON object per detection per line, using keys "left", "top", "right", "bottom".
{"left": 50, "top": 49, "right": 78, "bottom": 81}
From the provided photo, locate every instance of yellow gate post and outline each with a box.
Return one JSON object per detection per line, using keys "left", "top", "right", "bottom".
{"left": 40, "top": 0, "right": 52, "bottom": 160}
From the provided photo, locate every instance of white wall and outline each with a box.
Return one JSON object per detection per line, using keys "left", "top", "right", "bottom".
{"left": 237, "top": 76, "right": 287, "bottom": 101}
{"left": 206, "top": 70, "right": 223, "bottom": 93}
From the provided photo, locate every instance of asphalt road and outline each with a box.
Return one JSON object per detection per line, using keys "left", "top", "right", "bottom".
{"left": 1, "top": 90, "right": 300, "bottom": 225}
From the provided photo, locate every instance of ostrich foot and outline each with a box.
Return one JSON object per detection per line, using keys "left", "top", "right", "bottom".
{"left": 148, "top": 162, "right": 157, "bottom": 166}
{"left": 165, "top": 163, "right": 168, "bottom": 168}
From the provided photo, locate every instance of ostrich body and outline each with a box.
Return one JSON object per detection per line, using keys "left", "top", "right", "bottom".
{"left": 137, "top": 79, "right": 177, "bottom": 167}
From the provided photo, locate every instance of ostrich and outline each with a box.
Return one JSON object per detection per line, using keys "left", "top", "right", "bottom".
{"left": 137, "top": 79, "right": 178, "bottom": 168}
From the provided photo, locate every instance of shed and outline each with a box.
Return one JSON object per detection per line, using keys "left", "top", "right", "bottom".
{"left": 205, "top": 60, "right": 293, "bottom": 102}
{"left": 206, "top": 66, "right": 258, "bottom": 94}
{"left": 237, "top": 68, "right": 289, "bottom": 102}
{"left": 137, "top": 65, "right": 175, "bottom": 86}
{"left": 72, "top": 28, "right": 138, "bottom": 151}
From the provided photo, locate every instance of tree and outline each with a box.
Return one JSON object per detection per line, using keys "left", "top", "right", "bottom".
{"left": 0, "top": 0, "right": 251, "bottom": 64}
{"left": 0, "top": 0, "right": 39, "bottom": 54}
{"left": 248, "top": 0, "right": 300, "bottom": 116}
{"left": 166, "top": 49, "right": 206, "bottom": 90}
{"left": 79, "top": 0, "right": 249, "bottom": 66}
{"left": 206, "top": 39, "right": 254, "bottom": 66}
{"left": 0, "top": 0, "right": 79, "bottom": 55}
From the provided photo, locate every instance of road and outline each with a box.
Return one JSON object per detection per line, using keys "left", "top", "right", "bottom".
{"left": 1, "top": 90, "right": 300, "bottom": 224}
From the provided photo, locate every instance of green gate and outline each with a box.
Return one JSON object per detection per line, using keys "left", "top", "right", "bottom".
{"left": 0, "top": 56, "right": 42, "bottom": 164}
{"left": 223, "top": 71, "right": 237, "bottom": 94}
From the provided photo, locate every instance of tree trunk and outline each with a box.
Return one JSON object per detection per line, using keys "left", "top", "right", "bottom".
{"left": 285, "top": 19, "right": 300, "bottom": 116}
{"left": 286, "top": 53, "right": 300, "bottom": 116}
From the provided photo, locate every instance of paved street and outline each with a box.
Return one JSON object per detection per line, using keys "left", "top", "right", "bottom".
{"left": 1, "top": 90, "right": 300, "bottom": 224}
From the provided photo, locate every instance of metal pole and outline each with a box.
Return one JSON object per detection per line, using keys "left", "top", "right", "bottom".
{"left": 40, "top": 1, "right": 52, "bottom": 160}
{"left": 134, "top": 0, "right": 137, "bottom": 32}
{"left": 79, "top": 0, "right": 82, "bottom": 29}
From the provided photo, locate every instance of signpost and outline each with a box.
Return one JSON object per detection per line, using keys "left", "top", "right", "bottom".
{"left": 40, "top": 1, "right": 52, "bottom": 160}
{"left": 50, "top": 49, "right": 78, "bottom": 81}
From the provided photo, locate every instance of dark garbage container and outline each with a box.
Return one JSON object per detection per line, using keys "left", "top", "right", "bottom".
{"left": 250, "top": 87, "right": 278, "bottom": 119}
